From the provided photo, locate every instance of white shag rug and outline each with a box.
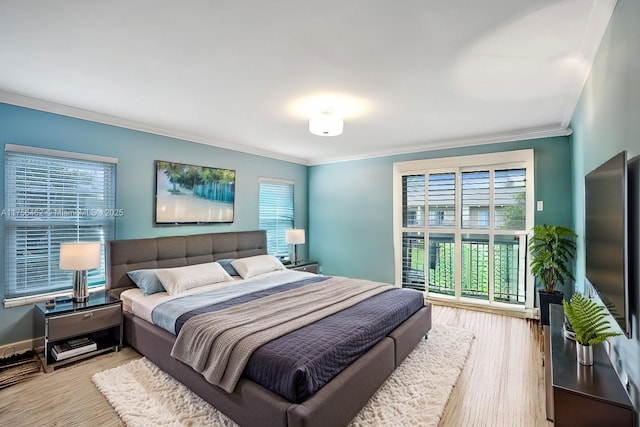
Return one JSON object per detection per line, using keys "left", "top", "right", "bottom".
{"left": 93, "top": 325, "right": 474, "bottom": 427}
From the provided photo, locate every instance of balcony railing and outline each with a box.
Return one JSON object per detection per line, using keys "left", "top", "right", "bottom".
{"left": 402, "top": 234, "right": 525, "bottom": 304}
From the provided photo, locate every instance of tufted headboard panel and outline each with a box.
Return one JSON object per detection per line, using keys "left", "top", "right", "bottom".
{"left": 106, "top": 230, "right": 268, "bottom": 293}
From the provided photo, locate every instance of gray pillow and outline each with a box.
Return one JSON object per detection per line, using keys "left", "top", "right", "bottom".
{"left": 127, "top": 269, "right": 165, "bottom": 295}
{"left": 216, "top": 258, "right": 240, "bottom": 276}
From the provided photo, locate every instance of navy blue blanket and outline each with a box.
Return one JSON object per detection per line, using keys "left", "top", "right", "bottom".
{"left": 176, "top": 276, "right": 424, "bottom": 403}
{"left": 245, "top": 287, "right": 424, "bottom": 402}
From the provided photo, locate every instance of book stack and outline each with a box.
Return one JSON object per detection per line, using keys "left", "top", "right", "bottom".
{"left": 51, "top": 337, "right": 97, "bottom": 361}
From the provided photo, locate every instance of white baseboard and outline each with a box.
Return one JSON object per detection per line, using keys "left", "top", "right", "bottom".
{"left": 0, "top": 339, "right": 35, "bottom": 358}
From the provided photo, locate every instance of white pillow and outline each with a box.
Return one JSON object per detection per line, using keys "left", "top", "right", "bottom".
{"left": 231, "top": 255, "right": 285, "bottom": 279}
{"left": 155, "top": 262, "right": 233, "bottom": 295}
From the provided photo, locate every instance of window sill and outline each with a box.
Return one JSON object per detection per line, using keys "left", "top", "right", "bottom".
{"left": 3, "top": 286, "right": 106, "bottom": 309}
{"left": 425, "top": 293, "right": 539, "bottom": 320}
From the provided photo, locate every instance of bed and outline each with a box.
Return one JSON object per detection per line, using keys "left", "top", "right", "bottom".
{"left": 106, "top": 230, "right": 432, "bottom": 427}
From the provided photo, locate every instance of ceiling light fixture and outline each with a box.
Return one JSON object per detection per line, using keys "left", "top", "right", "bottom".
{"left": 309, "top": 110, "right": 344, "bottom": 137}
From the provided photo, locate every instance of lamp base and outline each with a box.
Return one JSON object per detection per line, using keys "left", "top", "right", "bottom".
{"left": 72, "top": 270, "right": 89, "bottom": 303}
{"left": 291, "top": 245, "right": 300, "bottom": 264}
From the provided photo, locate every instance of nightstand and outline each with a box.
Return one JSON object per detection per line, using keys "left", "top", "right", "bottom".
{"left": 34, "top": 291, "right": 123, "bottom": 372}
{"left": 287, "top": 260, "right": 319, "bottom": 273}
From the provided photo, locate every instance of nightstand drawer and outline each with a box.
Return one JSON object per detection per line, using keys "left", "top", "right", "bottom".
{"left": 290, "top": 263, "right": 318, "bottom": 273}
{"left": 47, "top": 305, "right": 121, "bottom": 341}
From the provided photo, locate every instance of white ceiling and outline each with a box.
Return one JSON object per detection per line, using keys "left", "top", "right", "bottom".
{"left": 0, "top": 0, "right": 616, "bottom": 165}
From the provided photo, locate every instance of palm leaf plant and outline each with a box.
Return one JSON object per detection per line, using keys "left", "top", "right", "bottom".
{"left": 563, "top": 293, "right": 621, "bottom": 346}
{"left": 529, "top": 224, "right": 577, "bottom": 293}
{"left": 529, "top": 224, "right": 577, "bottom": 325}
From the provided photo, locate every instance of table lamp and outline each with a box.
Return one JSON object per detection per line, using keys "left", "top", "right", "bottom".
{"left": 285, "top": 229, "right": 305, "bottom": 264}
{"left": 59, "top": 242, "right": 101, "bottom": 302}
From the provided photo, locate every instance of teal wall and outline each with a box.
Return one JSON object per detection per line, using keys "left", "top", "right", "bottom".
{"left": 0, "top": 103, "right": 308, "bottom": 346}
{"left": 570, "top": 0, "right": 640, "bottom": 414}
{"left": 308, "top": 136, "right": 573, "bottom": 287}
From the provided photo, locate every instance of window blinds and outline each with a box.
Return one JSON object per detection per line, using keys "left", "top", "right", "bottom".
{"left": 258, "top": 178, "right": 294, "bottom": 258}
{"left": 4, "top": 145, "right": 117, "bottom": 302}
{"left": 402, "top": 175, "right": 424, "bottom": 228}
{"left": 428, "top": 173, "right": 455, "bottom": 228}
{"left": 494, "top": 169, "right": 526, "bottom": 230}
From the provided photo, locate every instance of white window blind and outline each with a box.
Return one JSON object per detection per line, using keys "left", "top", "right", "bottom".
{"left": 258, "top": 178, "right": 294, "bottom": 258}
{"left": 462, "top": 171, "right": 490, "bottom": 229}
{"left": 429, "top": 173, "right": 455, "bottom": 228}
{"left": 494, "top": 169, "right": 526, "bottom": 230}
{"left": 4, "top": 145, "right": 117, "bottom": 303}
{"left": 402, "top": 175, "right": 425, "bottom": 228}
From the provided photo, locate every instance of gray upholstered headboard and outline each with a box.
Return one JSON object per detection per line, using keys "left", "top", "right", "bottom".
{"left": 106, "top": 230, "right": 267, "bottom": 293}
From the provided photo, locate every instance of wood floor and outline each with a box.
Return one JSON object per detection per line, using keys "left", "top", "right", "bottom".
{"left": 0, "top": 305, "right": 551, "bottom": 426}
{"left": 434, "top": 305, "right": 551, "bottom": 427}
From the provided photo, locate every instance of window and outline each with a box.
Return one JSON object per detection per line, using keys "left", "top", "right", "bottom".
{"left": 258, "top": 178, "right": 294, "bottom": 258}
{"left": 393, "top": 150, "right": 534, "bottom": 313}
{"left": 4, "top": 144, "right": 117, "bottom": 306}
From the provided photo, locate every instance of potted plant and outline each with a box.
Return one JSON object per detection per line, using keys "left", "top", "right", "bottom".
{"left": 563, "top": 293, "right": 621, "bottom": 365}
{"left": 528, "top": 224, "right": 577, "bottom": 325}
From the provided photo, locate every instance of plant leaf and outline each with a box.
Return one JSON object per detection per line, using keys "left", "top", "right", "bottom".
{"left": 563, "top": 293, "right": 621, "bottom": 345}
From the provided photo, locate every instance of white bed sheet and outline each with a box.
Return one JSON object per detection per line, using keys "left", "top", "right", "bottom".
{"left": 121, "top": 269, "right": 314, "bottom": 324}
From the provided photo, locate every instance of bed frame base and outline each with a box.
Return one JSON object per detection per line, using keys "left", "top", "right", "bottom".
{"left": 124, "top": 305, "right": 431, "bottom": 427}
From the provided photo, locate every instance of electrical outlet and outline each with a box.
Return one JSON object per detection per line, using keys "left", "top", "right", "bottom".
{"left": 536, "top": 200, "right": 544, "bottom": 211}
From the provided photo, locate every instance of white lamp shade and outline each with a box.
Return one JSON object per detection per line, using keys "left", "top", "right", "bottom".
{"left": 309, "top": 112, "right": 343, "bottom": 136}
{"left": 285, "top": 229, "right": 306, "bottom": 245}
{"left": 60, "top": 242, "right": 101, "bottom": 270}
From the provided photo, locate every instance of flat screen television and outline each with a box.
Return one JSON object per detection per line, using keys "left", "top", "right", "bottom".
{"left": 628, "top": 155, "right": 639, "bottom": 338}
{"left": 584, "top": 151, "right": 630, "bottom": 337}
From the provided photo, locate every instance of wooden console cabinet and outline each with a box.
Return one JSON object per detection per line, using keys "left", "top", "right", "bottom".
{"left": 545, "top": 304, "right": 636, "bottom": 426}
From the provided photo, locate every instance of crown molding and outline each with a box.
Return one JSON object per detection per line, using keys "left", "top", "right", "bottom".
{"left": 0, "top": 91, "right": 310, "bottom": 166}
{"left": 559, "top": 0, "right": 617, "bottom": 128}
{"left": 1, "top": 91, "right": 573, "bottom": 167}
{"left": 308, "top": 127, "right": 573, "bottom": 165}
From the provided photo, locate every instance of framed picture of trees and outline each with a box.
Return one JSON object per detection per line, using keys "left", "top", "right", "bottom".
{"left": 154, "top": 160, "right": 236, "bottom": 224}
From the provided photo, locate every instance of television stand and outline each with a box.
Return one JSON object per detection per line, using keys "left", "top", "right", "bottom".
{"left": 544, "top": 304, "right": 636, "bottom": 426}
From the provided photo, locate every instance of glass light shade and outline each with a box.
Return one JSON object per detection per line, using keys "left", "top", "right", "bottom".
{"left": 309, "top": 112, "right": 343, "bottom": 136}
{"left": 285, "top": 229, "right": 306, "bottom": 244}
{"left": 60, "top": 242, "right": 101, "bottom": 270}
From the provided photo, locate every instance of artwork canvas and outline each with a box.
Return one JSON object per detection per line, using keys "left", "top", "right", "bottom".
{"left": 155, "top": 161, "right": 235, "bottom": 224}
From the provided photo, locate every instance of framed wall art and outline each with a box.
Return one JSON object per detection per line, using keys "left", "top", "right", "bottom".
{"left": 154, "top": 160, "right": 235, "bottom": 225}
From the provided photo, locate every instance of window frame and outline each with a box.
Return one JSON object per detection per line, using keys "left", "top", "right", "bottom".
{"left": 3, "top": 144, "right": 117, "bottom": 307}
{"left": 393, "top": 149, "right": 535, "bottom": 315}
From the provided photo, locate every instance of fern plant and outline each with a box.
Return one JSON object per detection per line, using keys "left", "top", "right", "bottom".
{"left": 563, "top": 293, "right": 621, "bottom": 346}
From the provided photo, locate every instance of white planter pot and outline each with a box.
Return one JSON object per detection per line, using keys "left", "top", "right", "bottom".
{"left": 576, "top": 342, "right": 593, "bottom": 366}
